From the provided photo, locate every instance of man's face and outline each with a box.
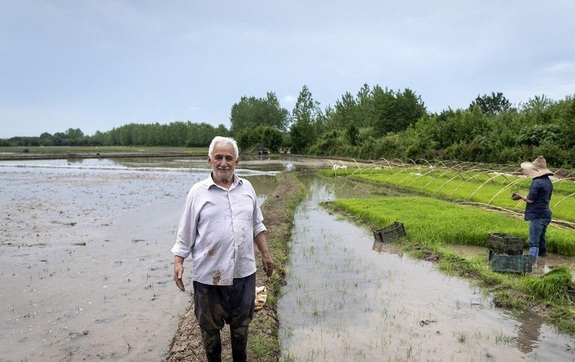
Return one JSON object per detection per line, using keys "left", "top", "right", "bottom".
{"left": 208, "top": 142, "right": 238, "bottom": 185}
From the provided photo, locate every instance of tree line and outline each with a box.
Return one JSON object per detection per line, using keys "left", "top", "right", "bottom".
{"left": 2, "top": 85, "right": 574, "bottom": 168}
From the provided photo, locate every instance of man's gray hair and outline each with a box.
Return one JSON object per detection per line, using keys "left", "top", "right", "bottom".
{"left": 208, "top": 136, "right": 239, "bottom": 159}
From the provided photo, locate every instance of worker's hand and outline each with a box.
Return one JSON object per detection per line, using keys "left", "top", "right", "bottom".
{"left": 262, "top": 255, "right": 274, "bottom": 277}
{"left": 511, "top": 192, "right": 522, "bottom": 201}
{"left": 173, "top": 262, "right": 185, "bottom": 292}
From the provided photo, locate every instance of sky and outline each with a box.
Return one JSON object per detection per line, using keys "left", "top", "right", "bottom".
{"left": 1, "top": 1, "right": 574, "bottom": 139}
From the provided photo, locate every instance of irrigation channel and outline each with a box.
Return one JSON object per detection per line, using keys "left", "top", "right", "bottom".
{"left": 1, "top": 156, "right": 574, "bottom": 361}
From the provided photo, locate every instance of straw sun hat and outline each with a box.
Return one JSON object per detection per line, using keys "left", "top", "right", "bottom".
{"left": 520, "top": 155, "right": 554, "bottom": 178}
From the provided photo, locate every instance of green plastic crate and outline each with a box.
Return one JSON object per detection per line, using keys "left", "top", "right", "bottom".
{"left": 373, "top": 221, "right": 406, "bottom": 243}
{"left": 487, "top": 233, "right": 525, "bottom": 255}
{"left": 490, "top": 253, "right": 532, "bottom": 274}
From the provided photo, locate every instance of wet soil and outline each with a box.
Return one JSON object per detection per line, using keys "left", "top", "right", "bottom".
{"left": 0, "top": 159, "right": 281, "bottom": 362}
{"left": 0, "top": 164, "right": 198, "bottom": 361}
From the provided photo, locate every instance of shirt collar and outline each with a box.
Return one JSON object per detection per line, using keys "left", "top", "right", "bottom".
{"left": 206, "top": 173, "right": 242, "bottom": 190}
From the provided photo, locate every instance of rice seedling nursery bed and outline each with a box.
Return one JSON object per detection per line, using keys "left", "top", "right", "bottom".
{"left": 328, "top": 163, "right": 575, "bottom": 224}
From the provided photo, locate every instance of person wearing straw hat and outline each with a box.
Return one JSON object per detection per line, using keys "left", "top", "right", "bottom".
{"left": 512, "top": 155, "right": 554, "bottom": 265}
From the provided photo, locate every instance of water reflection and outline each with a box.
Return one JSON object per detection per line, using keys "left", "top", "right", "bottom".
{"left": 515, "top": 310, "right": 543, "bottom": 353}
{"left": 0, "top": 157, "right": 285, "bottom": 177}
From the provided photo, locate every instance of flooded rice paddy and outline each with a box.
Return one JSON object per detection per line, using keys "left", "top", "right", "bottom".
{"left": 0, "top": 158, "right": 279, "bottom": 361}
{"left": 278, "top": 177, "right": 575, "bottom": 361}
{"left": 1, "top": 157, "right": 575, "bottom": 361}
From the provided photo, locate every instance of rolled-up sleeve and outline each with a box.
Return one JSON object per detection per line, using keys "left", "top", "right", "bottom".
{"left": 253, "top": 199, "right": 267, "bottom": 237}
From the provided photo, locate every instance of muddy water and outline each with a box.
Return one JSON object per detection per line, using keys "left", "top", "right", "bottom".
{"left": 278, "top": 177, "right": 575, "bottom": 361}
{"left": 0, "top": 159, "right": 279, "bottom": 362}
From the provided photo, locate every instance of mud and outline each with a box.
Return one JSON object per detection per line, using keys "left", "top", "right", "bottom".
{"left": 0, "top": 159, "right": 279, "bottom": 361}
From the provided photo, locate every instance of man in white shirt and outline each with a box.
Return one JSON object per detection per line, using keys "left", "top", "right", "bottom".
{"left": 172, "top": 136, "right": 274, "bottom": 362}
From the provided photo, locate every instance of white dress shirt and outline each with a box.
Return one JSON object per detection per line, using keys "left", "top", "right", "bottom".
{"left": 171, "top": 174, "right": 266, "bottom": 286}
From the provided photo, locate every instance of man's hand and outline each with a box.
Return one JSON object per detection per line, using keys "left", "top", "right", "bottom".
{"left": 512, "top": 192, "right": 522, "bottom": 201}
{"left": 254, "top": 232, "right": 274, "bottom": 277}
{"left": 174, "top": 256, "right": 185, "bottom": 291}
{"left": 262, "top": 255, "right": 274, "bottom": 277}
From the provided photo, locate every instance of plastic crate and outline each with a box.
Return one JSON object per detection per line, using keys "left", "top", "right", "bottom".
{"left": 487, "top": 233, "right": 525, "bottom": 255}
{"left": 490, "top": 253, "right": 532, "bottom": 274}
{"left": 373, "top": 221, "right": 406, "bottom": 243}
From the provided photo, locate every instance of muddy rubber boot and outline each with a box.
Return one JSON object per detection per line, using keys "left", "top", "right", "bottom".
{"left": 201, "top": 329, "right": 222, "bottom": 362}
{"left": 230, "top": 326, "right": 249, "bottom": 362}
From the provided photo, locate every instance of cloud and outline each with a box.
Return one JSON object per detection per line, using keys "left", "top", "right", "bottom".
{"left": 282, "top": 95, "right": 297, "bottom": 106}
{"left": 1, "top": 1, "right": 575, "bottom": 137}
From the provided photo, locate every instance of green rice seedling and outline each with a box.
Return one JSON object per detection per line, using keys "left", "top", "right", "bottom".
{"left": 282, "top": 351, "right": 296, "bottom": 362}
{"left": 473, "top": 328, "right": 483, "bottom": 341}
{"left": 522, "top": 266, "right": 573, "bottom": 302}
{"left": 494, "top": 330, "right": 514, "bottom": 345}
{"left": 330, "top": 196, "right": 575, "bottom": 256}
{"left": 327, "top": 163, "right": 575, "bottom": 223}
{"left": 454, "top": 330, "right": 467, "bottom": 343}
{"left": 406, "top": 344, "right": 413, "bottom": 359}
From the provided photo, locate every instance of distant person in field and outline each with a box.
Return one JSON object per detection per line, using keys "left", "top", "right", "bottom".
{"left": 171, "top": 136, "right": 274, "bottom": 362}
{"left": 512, "top": 156, "right": 554, "bottom": 264}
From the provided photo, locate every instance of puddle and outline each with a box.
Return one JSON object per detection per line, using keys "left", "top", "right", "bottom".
{"left": 0, "top": 161, "right": 278, "bottom": 361}
{"left": 278, "top": 177, "right": 575, "bottom": 361}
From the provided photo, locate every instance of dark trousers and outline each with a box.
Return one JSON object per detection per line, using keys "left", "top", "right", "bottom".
{"left": 193, "top": 273, "right": 256, "bottom": 362}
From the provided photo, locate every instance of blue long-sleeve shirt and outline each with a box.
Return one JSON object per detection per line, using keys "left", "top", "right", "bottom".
{"left": 524, "top": 175, "right": 553, "bottom": 220}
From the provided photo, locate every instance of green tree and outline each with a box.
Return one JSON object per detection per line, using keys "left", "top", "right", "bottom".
{"left": 355, "top": 83, "right": 374, "bottom": 128}
{"left": 371, "top": 87, "right": 426, "bottom": 136}
{"left": 328, "top": 92, "right": 358, "bottom": 129}
{"left": 237, "top": 129, "right": 260, "bottom": 151}
{"left": 230, "top": 92, "right": 289, "bottom": 135}
{"left": 551, "top": 95, "right": 575, "bottom": 150}
{"left": 237, "top": 126, "right": 283, "bottom": 152}
{"left": 38, "top": 132, "right": 53, "bottom": 146}
{"left": 345, "top": 122, "right": 359, "bottom": 146}
{"left": 289, "top": 121, "right": 315, "bottom": 154}
{"left": 290, "top": 85, "right": 324, "bottom": 151}
{"left": 469, "top": 92, "right": 512, "bottom": 117}
{"left": 261, "top": 127, "right": 283, "bottom": 152}
{"left": 521, "top": 95, "right": 554, "bottom": 125}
